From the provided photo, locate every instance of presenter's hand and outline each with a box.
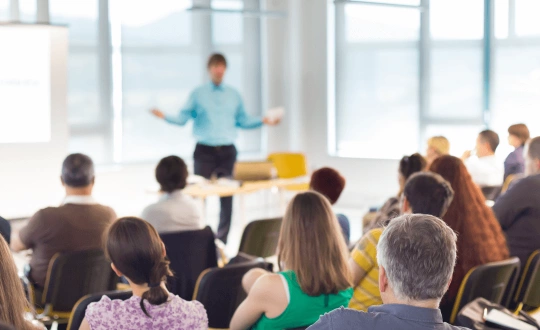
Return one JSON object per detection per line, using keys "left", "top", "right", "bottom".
{"left": 151, "top": 109, "right": 165, "bottom": 119}
{"left": 263, "top": 117, "right": 281, "bottom": 126}
{"left": 461, "top": 150, "right": 472, "bottom": 160}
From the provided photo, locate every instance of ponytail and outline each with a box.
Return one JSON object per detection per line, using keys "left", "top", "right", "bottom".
{"left": 140, "top": 258, "right": 173, "bottom": 318}
{"left": 399, "top": 153, "right": 427, "bottom": 180}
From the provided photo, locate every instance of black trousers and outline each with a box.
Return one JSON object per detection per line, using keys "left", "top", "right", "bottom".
{"left": 194, "top": 143, "right": 237, "bottom": 244}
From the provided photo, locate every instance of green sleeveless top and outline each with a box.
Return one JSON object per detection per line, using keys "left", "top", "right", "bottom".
{"left": 251, "top": 270, "right": 353, "bottom": 330}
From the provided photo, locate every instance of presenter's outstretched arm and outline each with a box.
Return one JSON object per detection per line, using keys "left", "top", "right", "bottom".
{"left": 150, "top": 91, "right": 197, "bottom": 126}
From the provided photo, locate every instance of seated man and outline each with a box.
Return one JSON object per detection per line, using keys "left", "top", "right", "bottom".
{"left": 349, "top": 172, "right": 454, "bottom": 311}
{"left": 309, "top": 214, "right": 468, "bottom": 330}
{"left": 310, "top": 167, "right": 350, "bottom": 244}
{"left": 141, "top": 155, "right": 204, "bottom": 233}
{"left": 493, "top": 136, "right": 540, "bottom": 268}
{"left": 462, "top": 130, "right": 504, "bottom": 187}
{"left": 11, "top": 153, "right": 116, "bottom": 290}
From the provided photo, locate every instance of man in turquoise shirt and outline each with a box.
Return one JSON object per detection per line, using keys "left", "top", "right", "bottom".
{"left": 152, "top": 53, "right": 278, "bottom": 243}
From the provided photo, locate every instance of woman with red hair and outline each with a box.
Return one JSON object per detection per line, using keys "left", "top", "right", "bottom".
{"left": 429, "top": 155, "right": 509, "bottom": 320}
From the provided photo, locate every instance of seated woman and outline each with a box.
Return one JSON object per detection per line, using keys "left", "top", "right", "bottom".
{"left": 505, "top": 123, "right": 530, "bottom": 182}
{"left": 430, "top": 155, "right": 509, "bottom": 321}
{"left": 141, "top": 156, "right": 204, "bottom": 233}
{"left": 229, "top": 192, "right": 353, "bottom": 330}
{"left": 79, "top": 217, "right": 207, "bottom": 330}
{"left": 365, "top": 153, "right": 427, "bottom": 231}
{"left": 0, "top": 237, "right": 42, "bottom": 330}
{"left": 310, "top": 167, "right": 350, "bottom": 244}
{"left": 426, "top": 135, "right": 450, "bottom": 167}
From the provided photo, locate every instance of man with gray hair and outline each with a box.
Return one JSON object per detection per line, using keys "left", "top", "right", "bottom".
{"left": 309, "top": 214, "right": 469, "bottom": 330}
{"left": 493, "top": 136, "right": 540, "bottom": 268}
{"left": 11, "top": 153, "right": 116, "bottom": 293}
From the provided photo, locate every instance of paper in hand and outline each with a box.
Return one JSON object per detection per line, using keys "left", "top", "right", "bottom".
{"left": 265, "top": 106, "right": 285, "bottom": 121}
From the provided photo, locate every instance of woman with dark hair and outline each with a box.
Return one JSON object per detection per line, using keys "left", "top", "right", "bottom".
{"left": 505, "top": 123, "right": 530, "bottom": 181}
{"left": 366, "top": 153, "right": 427, "bottom": 230}
{"left": 429, "top": 155, "right": 509, "bottom": 320}
{"left": 79, "top": 217, "right": 207, "bottom": 330}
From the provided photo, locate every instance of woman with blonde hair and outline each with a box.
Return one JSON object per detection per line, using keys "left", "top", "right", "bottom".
{"left": 229, "top": 191, "right": 353, "bottom": 330}
{"left": 426, "top": 136, "right": 450, "bottom": 166}
{"left": 0, "top": 237, "right": 41, "bottom": 330}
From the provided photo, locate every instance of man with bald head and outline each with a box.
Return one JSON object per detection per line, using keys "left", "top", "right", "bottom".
{"left": 11, "top": 154, "right": 116, "bottom": 290}
{"left": 493, "top": 136, "right": 540, "bottom": 268}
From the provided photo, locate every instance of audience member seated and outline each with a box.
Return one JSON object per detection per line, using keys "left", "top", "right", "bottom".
{"left": 11, "top": 154, "right": 116, "bottom": 294}
{"left": 309, "top": 214, "right": 469, "bottom": 330}
{"left": 0, "top": 236, "right": 42, "bottom": 330}
{"left": 229, "top": 192, "right": 353, "bottom": 330}
{"left": 0, "top": 216, "right": 10, "bottom": 244}
{"left": 493, "top": 136, "right": 540, "bottom": 269}
{"left": 430, "top": 155, "right": 509, "bottom": 319}
{"left": 141, "top": 156, "right": 204, "bottom": 233}
{"left": 79, "top": 217, "right": 208, "bottom": 330}
{"left": 504, "top": 123, "right": 530, "bottom": 182}
{"left": 349, "top": 172, "right": 454, "bottom": 311}
{"left": 461, "top": 130, "right": 504, "bottom": 187}
{"left": 366, "top": 153, "right": 426, "bottom": 231}
{"left": 426, "top": 136, "right": 450, "bottom": 167}
{"left": 310, "top": 167, "right": 350, "bottom": 244}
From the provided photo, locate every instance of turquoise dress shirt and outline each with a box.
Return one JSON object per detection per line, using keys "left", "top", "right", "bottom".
{"left": 165, "top": 82, "right": 263, "bottom": 146}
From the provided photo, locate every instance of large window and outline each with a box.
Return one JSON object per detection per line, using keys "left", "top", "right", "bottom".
{"left": 48, "top": 0, "right": 263, "bottom": 164}
{"left": 332, "top": 0, "right": 539, "bottom": 159}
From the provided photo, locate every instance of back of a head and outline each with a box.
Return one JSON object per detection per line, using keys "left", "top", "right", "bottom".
{"left": 155, "top": 156, "right": 188, "bottom": 193}
{"left": 61, "top": 153, "right": 95, "bottom": 187}
{"left": 508, "top": 124, "right": 530, "bottom": 146}
{"left": 309, "top": 167, "right": 346, "bottom": 205}
{"left": 0, "top": 237, "right": 34, "bottom": 330}
{"left": 377, "top": 214, "right": 457, "bottom": 302}
{"left": 427, "top": 136, "right": 450, "bottom": 155}
{"left": 403, "top": 172, "right": 454, "bottom": 218}
{"left": 106, "top": 217, "right": 172, "bottom": 317}
{"left": 479, "top": 130, "right": 500, "bottom": 152}
{"left": 278, "top": 191, "right": 351, "bottom": 296}
{"left": 399, "top": 153, "right": 427, "bottom": 181}
{"left": 429, "top": 155, "right": 489, "bottom": 232}
{"left": 527, "top": 137, "right": 540, "bottom": 161}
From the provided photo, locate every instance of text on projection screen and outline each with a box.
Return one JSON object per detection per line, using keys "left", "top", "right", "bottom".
{"left": 0, "top": 27, "right": 51, "bottom": 143}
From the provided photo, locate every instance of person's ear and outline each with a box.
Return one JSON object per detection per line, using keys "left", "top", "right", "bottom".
{"left": 401, "top": 197, "right": 411, "bottom": 214}
{"left": 90, "top": 177, "right": 95, "bottom": 186}
{"left": 379, "top": 266, "right": 389, "bottom": 293}
{"left": 111, "top": 263, "right": 122, "bottom": 277}
{"left": 60, "top": 177, "right": 65, "bottom": 187}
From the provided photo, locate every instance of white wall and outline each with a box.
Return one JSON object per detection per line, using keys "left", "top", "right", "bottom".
{"left": 0, "top": 25, "right": 69, "bottom": 218}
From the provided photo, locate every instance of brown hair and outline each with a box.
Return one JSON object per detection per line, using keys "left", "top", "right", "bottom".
{"left": 0, "top": 237, "right": 38, "bottom": 330}
{"left": 429, "top": 156, "right": 509, "bottom": 304}
{"left": 309, "top": 167, "right": 346, "bottom": 205}
{"left": 106, "top": 217, "right": 173, "bottom": 317}
{"left": 207, "top": 53, "right": 227, "bottom": 68}
{"left": 479, "top": 130, "right": 500, "bottom": 152}
{"left": 277, "top": 191, "right": 351, "bottom": 296}
{"left": 508, "top": 124, "right": 530, "bottom": 146}
{"left": 155, "top": 156, "right": 188, "bottom": 193}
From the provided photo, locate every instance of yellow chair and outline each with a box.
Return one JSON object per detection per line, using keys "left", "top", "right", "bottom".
{"left": 267, "top": 152, "right": 309, "bottom": 191}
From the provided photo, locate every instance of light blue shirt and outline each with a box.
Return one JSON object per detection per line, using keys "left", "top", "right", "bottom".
{"left": 165, "top": 82, "right": 263, "bottom": 146}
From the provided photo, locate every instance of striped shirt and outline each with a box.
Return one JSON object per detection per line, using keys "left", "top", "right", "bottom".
{"left": 349, "top": 228, "right": 383, "bottom": 311}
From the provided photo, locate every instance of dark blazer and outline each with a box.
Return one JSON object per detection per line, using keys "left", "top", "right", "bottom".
{"left": 504, "top": 145, "right": 525, "bottom": 182}
{"left": 493, "top": 173, "right": 540, "bottom": 267}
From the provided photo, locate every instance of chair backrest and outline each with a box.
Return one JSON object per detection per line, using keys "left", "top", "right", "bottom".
{"left": 67, "top": 290, "right": 132, "bottom": 330}
{"left": 43, "top": 249, "right": 117, "bottom": 312}
{"left": 450, "top": 257, "right": 521, "bottom": 324}
{"left": 268, "top": 153, "right": 308, "bottom": 179}
{"left": 481, "top": 185, "right": 502, "bottom": 201}
{"left": 160, "top": 226, "right": 218, "bottom": 300}
{"left": 193, "top": 259, "right": 270, "bottom": 329}
{"left": 514, "top": 250, "right": 540, "bottom": 309}
{"left": 238, "top": 218, "right": 282, "bottom": 258}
